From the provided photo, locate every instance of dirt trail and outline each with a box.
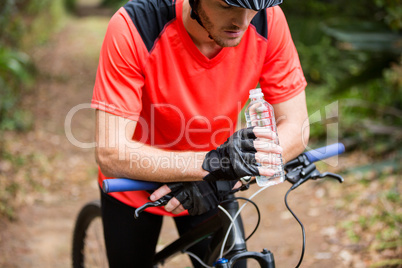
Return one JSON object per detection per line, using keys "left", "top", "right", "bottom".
{"left": 0, "top": 12, "right": 350, "bottom": 268}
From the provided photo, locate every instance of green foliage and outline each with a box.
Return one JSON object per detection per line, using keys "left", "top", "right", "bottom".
{"left": 0, "top": 0, "right": 66, "bottom": 219}
{"left": 370, "top": 259, "right": 402, "bottom": 268}
{"left": 335, "top": 57, "right": 402, "bottom": 149}
{"left": 374, "top": 0, "right": 402, "bottom": 30}
{"left": 0, "top": 0, "right": 65, "bottom": 133}
{"left": 64, "top": 0, "right": 77, "bottom": 12}
{"left": 283, "top": 0, "right": 402, "bottom": 149}
{"left": 64, "top": 0, "right": 125, "bottom": 11}
{"left": 100, "top": 0, "right": 126, "bottom": 8}
{"left": 336, "top": 169, "right": 402, "bottom": 266}
{"left": 0, "top": 150, "right": 48, "bottom": 220}
{"left": 282, "top": 0, "right": 390, "bottom": 25}
{"left": 0, "top": 47, "right": 34, "bottom": 131}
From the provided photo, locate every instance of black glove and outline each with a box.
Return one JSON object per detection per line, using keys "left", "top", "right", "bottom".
{"left": 202, "top": 127, "right": 259, "bottom": 182}
{"left": 167, "top": 180, "right": 237, "bottom": 215}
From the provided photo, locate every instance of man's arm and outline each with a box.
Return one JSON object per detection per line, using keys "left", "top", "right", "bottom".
{"left": 150, "top": 92, "right": 308, "bottom": 214}
{"left": 273, "top": 90, "right": 309, "bottom": 163}
{"left": 95, "top": 109, "right": 208, "bottom": 182}
{"left": 95, "top": 109, "right": 281, "bottom": 183}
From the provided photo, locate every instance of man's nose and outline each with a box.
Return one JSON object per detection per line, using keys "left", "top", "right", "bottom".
{"left": 232, "top": 9, "right": 255, "bottom": 28}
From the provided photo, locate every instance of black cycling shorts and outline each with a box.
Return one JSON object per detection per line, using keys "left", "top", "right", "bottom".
{"left": 100, "top": 188, "right": 220, "bottom": 268}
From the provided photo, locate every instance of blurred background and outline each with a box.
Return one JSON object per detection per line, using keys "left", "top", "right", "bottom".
{"left": 0, "top": 0, "right": 400, "bottom": 267}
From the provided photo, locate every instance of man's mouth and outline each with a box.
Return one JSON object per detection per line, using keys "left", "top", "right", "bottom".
{"left": 223, "top": 30, "right": 243, "bottom": 38}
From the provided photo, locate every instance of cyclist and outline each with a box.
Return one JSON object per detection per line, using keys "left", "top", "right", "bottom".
{"left": 91, "top": 0, "right": 309, "bottom": 266}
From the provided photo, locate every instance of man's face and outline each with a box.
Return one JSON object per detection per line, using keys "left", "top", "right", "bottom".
{"left": 197, "top": 0, "right": 258, "bottom": 47}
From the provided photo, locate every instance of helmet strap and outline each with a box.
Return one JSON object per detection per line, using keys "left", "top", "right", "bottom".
{"left": 189, "top": 0, "right": 213, "bottom": 40}
{"left": 190, "top": 9, "right": 205, "bottom": 29}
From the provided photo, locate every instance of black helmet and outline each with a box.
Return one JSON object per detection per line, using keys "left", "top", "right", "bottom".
{"left": 223, "top": 0, "right": 283, "bottom": 11}
{"left": 189, "top": 0, "right": 283, "bottom": 12}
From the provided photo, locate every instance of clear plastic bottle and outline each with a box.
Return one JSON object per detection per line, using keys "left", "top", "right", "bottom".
{"left": 244, "top": 88, "right": 285, "bottom": 187}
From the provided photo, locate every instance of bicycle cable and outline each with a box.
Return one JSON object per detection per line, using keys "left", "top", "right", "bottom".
{"left": 219, "top": 184, "right": 270, "bottom": 259}
{"left": 218, "top": 205, "right": 239, "bottom": 257}
{"left": 183, "top": 250, "right": 213, "bottom": 268}
{"left": 217, "top": 196, "right": 261, "bottom": 258}
{"left": 221, "top": 197, "right": 261, "bottom": 241}
{"left": 182, "top": 205, "right": 238, "bottom": 268}
{"left": 189, "top": 184, "right": 306, "bottom": 267}
{"left": 220, "top": 185, "right": 306, "bottom": 268}
{"left": 284, "top": 187, "right": 306, "bottom": 268}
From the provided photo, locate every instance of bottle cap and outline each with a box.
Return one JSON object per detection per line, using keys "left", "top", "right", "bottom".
{"left": 249, "top": 88, "right": 264, "bottom": 99}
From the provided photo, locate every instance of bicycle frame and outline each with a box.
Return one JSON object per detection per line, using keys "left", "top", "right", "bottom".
{"left": 152, "top": 194, "right": 275, "bottom": 268}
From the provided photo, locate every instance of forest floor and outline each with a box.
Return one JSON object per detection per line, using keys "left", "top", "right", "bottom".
{"left": 0, "top": 6, "right": 400, "bottom": 268}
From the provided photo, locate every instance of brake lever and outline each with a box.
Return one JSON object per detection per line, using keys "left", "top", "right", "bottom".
{"left": 314, "top": 172, "right": 344, "bottom": 183}
{"left": 134, "top": 194, "right": 173, "bottom": 219}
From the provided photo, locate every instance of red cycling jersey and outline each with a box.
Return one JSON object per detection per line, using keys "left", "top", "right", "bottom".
{"left": 91, "top": 0, "right": 306, "bottom": 216}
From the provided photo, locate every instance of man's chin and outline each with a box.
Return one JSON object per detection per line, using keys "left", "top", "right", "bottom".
{"left": 214, "top": 37, "right": 242, "bottom": 48}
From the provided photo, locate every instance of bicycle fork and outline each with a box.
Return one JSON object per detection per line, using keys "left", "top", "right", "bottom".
{"left": 214, "top": 249, "right": 275, "bottom": 268}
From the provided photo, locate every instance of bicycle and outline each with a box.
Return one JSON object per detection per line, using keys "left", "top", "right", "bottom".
{"left": 72, "top": 143, "right": 345, "bottom": 268}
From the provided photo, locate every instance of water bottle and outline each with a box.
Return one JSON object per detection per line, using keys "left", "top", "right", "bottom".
{"left": 244, "top": 88, "right": 285, "bottom": 187}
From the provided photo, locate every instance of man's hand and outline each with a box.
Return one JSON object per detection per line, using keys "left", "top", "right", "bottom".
{"left": 149, "top": 181, "right": 241, "bottom": 215}
{"left": 202, "top": 126, "right": 283, "bottom": 182}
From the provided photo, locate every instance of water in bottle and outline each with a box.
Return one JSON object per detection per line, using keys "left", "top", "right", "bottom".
{"left": 244, "top": 88, "right": 285, "bottom": 187}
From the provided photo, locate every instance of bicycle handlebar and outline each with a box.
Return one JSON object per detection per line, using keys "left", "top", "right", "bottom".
{"left": 102, "top": 143, "right": 345, "bottom": 193}
{"left": 303, "top": 143, "right": 345, "bottom": 163}
{"left": 102, "top": 179, "right": 160, "bottom": 194}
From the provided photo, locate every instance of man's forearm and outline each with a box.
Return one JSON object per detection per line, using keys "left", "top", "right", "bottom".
{"left": 96, "top": 143, "right": 208, "bottom": 182}
{"left": 273, "top": 90, "right": 310, "bottom": 163}
{"left": 96, "top": 110, "right": 208, "bottom": 182}
{"left": 277, "top": 121, "right": 309, "bottom": 164}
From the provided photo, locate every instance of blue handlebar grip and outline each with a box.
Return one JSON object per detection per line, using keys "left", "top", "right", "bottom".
{"left": 102, "top": 178, "right": 160, "bottom": 193}
{"left": 304, "top": 143, "right": 345, "bottom": 163}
